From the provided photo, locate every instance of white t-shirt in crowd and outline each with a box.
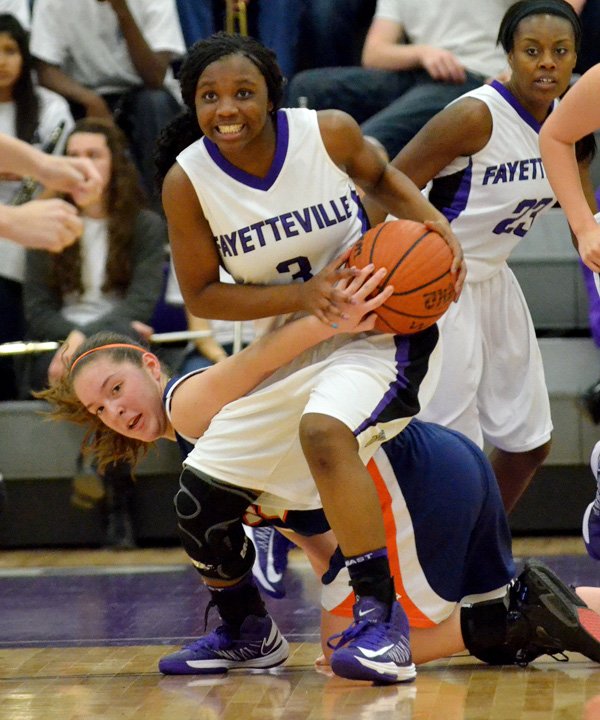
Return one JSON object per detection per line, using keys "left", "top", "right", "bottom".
{"left": 61, "top": 217, "right": 117, "bottom": 326}
{"left": 374, "top": 0, "right": 512, "bottom": 78}
{"left": 0, "top": 0, "right": 30, "bottom": 28}
{"left": 30, "top": 0, "right": 186, "bottom": 96}
{"left": 0, "top": 86, "right": 74, "bottom": 283}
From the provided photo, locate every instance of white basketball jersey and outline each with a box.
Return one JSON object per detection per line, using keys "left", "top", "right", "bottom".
{"left": 427, "top": 81, "right": 557, "bottom": 282}
{"left": 177, "top": 108, "right": 367, "bottom": 286}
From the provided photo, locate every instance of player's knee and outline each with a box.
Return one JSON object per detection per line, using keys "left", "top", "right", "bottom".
{"left": 299, "top": 414, "right": 355, "bottom": 468}
{"left": 173, "top": 468, "right": 257, "bottom": 581}
{"left": 461, "top": 596, "right": 519, "bottom": 665}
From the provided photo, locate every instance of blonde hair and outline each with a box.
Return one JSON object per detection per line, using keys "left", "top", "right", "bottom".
{"left": 35, "top": 332, "right": 159, "bottom": 473}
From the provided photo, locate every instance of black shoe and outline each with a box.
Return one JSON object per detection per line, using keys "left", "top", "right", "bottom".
{"left": 508, "top": 559, "right": 600, "bottom": 664}
{"left": 582, "top": 380, "right": 600, "bottom": 424}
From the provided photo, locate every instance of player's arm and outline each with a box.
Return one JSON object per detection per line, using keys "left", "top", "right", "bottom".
{"left": 318, "top": 109, "right": 466, "bottom": 295}
{"left": 168, "top": 268, "right": 393, "bottom": 439}
{"left": 104, "top": 0, "right": 175, "bottom": 88}
{"left": 540, "top": 66, "right": 600, "bottom": 269}
{"left": 163, "top": 162, "right": 358, "bottom": 324}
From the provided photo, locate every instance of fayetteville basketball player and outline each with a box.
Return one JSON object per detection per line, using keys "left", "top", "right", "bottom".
{"left": 368, "top": 0, "right": 589, "bottom": 513}
{"left": 154, "top": 32, "right": 464, "bottom": 682}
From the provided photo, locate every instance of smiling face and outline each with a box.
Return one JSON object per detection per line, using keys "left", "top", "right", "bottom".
{"left": 0, "top": 32, "right": 22, "bottom": 101}
{"left": 65, "top": 131, "right": 112, "bottom": 213}
{"left": 72, "top": 354, "right": 167, "bottom": 443}
{"left": 194, "top": 53, "right": 274, "bottom": 156}
{"left": 507, "top": 14, "right": 577, "bottom": 119}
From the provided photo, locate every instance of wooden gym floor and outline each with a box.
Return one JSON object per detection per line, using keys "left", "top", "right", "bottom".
{"left": 1, "top": 537, "right": 600, "bottom": 720}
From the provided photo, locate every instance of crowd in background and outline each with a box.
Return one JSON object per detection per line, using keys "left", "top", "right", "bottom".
{"left": 0, "top": 0, "right": 600, "bottom": 551}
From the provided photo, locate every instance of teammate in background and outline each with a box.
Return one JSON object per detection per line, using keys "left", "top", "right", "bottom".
{"left": 154, "top": 31, "right": 465, "bottom": 683}
{"left": 367, "top": 0, "right": 586, "bottom": 513}
{"left": 38, "top": 268, "right": 401, "bottom": 681}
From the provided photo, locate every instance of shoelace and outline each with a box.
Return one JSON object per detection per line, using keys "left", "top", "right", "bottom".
{"left": 327, "top": 617, "right": 387, "bottom": 651}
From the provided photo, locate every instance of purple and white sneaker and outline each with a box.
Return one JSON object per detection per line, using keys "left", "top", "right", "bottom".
{"left": 158, "top": 614, "right": 289, "bottom": 675}
{"left": 583, "top": 441, "right": 600, "bottom": 561}
{"left": 328, "top": 597, "right": 416, "bottom": 684}
{"left": 245, "top": 525, "right": 294, "bottom": 599}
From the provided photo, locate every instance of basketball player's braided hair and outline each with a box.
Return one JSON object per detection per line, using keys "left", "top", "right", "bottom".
{"left": 154, "top": 31, "right": 285, "bottom": 185}
{"left": 497, "top": 0, "right": 581, "bottom": 53}
{"left": 35, "top": 332, "right": 157, "bottom": 474}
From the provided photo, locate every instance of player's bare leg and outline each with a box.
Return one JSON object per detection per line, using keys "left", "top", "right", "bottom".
{"left": 300, "top": 413, "right": 416, "bottom": 683}
{"left": 489, "top": 440, "right": 552, "bottom": 513}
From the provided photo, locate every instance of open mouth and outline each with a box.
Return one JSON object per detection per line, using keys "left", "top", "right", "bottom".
{"left": 217, "top": 123, "right": 244, "bottom": 135}
{"left": 128, "top": 414, "right": 141, "bottom": 431}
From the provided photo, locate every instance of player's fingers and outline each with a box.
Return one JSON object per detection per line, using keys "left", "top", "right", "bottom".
{"left": 340, "top": 263, "right": 376, "bottom": 296}
{"left": 363, "top": 282, "right": 394, "bottom": 311}
{"left": 348, "top": 266, "right": 386, "bottom": 301}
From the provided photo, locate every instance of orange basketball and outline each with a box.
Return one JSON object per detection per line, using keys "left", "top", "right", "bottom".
{"left": 348, "top": 219, "right": 455, "bottom": 334}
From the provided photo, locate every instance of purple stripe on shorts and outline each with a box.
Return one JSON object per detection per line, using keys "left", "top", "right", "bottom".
{"left": 202, "top": 110, "right": 290, "bottom": 190}
{"left": 353, "top": 336, "right": 411, "bottom": 437}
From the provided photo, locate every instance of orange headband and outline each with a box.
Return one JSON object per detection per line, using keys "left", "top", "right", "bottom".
{"left": 69, "top": 343, "right": 145, "bottom": 375}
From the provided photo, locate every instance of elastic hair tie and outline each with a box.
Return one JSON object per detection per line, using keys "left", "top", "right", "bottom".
{"left": 69, "top": 343, "right": 145, "bottom": 375}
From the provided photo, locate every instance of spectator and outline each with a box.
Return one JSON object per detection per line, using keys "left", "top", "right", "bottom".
{"left": 30, "top": 0, "right": 186, "bottom": 207}
{"left": 0, "top": 0, "right": 29, "bottom": 27}
{"left": 288, "top": 0, "right": 513, "bottom": 160}
{"left": 174, "top": 0, "right": 305, "bottom": 84}
{"left": 23, "top": 118, "right": 166, "bottom": 547}
{"left": 0, "top": 13, "right": 74, "bottom": 400}
{"left": 297, "top": 0, "right": 376, "bottom": 71}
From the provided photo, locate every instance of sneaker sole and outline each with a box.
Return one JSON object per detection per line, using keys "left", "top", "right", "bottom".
{"left": 522, "top": 560, "right": 600, "bottom": 663}
{"left": 331, "top": 654, "right": 416, "bottom": 684}
{"left": 159, "top": 639, "right": 289, "bottom": 675}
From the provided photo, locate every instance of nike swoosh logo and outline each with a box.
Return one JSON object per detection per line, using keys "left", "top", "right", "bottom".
{"left": 265, "top": 531, "right": 283, "bottom": 585}
{"left": 261, "top": 624, "right": 283, "bottom": 655}
{"left": 358, "top": 644, "right": 394, "bottom": 658}
{"left": 358, "top": 607, "right": 377, "bottom": 618}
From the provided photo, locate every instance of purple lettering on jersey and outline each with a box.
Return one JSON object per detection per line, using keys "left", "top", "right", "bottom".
{"left": 250, "top": 220, "right": 267, "bottom": 247}
{"left": 482, "top": 165, "right": 497, "bottom": 185}
{"left": 317, "top": 203, "right": 336, "bottom": 227}
{"left": 310, "top": 205, "right": 325, "bottom": 229}
{"left": 518, "top": 160, "right": 530, "bottom": 181}
{"left": 492, "top": 164, "right": 507, "bottom": 184}
{"left": 292, "top": 208, "right": 313, "bottom": 232}
{"left": 264, "top": 216, "right": 282, "bottom": 241}
{"left": 506, "top": 161, "right": 519, "bottom": 181}
{"left": 219, "top": 231, "right": 238, "bottom": 257}
{"left": 238, "top": 226, "right": 255, "bottom": 253}
{"left": 341, "top": 195, "right": 351, "bottom": 218}
{"left": 329, "top": 197, "right": 348, "bottom": 222}
{"left": 280, "top": 212, "right": 299, "bottom": 238}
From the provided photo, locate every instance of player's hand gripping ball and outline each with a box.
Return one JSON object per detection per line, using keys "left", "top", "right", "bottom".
{"left": 349, "top": 220, "right": 455, "bottom": 334}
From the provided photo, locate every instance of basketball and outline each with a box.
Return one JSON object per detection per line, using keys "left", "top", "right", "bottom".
{"left": 348, "top": 220, "right": 455, "bottom": 334}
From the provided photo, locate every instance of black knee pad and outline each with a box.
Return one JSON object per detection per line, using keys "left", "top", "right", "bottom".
{"left": 460, "top": 595, "right": 522, "bottom": 665}
{"left": 174, "top": 467, "right": 259, "bottom": 581}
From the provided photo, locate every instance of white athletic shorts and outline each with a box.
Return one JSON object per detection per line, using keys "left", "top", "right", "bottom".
{"left": 417, "top": 263, "right": 552, "bottom": 452}
{"left": 184, "top": 328, "right": 441, "bottom": 513}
